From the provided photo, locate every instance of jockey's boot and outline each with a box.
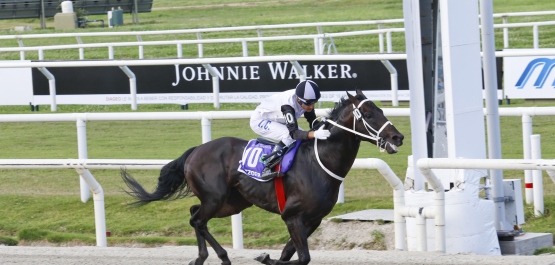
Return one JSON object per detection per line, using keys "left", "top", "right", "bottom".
{"left": 260, "top": 143, "right": 285, "bottom": 181}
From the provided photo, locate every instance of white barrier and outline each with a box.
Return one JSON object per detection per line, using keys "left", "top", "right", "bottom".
{"left": 0, "top": 10, "right": 552, "bottom": 60}
{"left": 416, "top": 158, "right": 555, "bottom": 252}
{"left": 0, "top": 158, "right": 420, "bottom": 250}
{"left": 1, "top": 106, "right": 554, "bottom": 202}
{"left": 0, "top": 29, "right": 406, "bottom": 60}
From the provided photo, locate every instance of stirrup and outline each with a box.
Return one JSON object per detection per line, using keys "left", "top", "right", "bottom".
{"left": 260, "top": 168, "right": 280, "bottom": 181}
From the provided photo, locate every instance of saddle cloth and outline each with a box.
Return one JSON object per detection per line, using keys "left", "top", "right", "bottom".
{"left": 238, "top": 139, "right": 301, "bottom": 182}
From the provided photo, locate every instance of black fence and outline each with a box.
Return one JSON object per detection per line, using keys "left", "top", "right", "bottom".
{"left": 0, "top": 0, "right": 153, "bottom": 19}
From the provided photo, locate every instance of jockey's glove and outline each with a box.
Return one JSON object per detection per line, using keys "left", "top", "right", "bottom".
{"left": 314, "top": 126, "right": 331, "bottom": 140}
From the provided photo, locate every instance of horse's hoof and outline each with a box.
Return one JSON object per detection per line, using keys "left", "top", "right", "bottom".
{"left": 188, "top": 259, "right": 196, "bottom": 265}
{"left": 254, "top": 253, "right": 270, "bottom": 264}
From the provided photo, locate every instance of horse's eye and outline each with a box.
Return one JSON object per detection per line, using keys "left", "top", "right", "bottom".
{"left": 364, "top": 113, "right": 373, "bottom": 119}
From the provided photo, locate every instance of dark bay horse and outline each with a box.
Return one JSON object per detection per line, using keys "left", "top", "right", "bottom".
{"left": 121, "top": 88, "right": 404, "bottom": 265}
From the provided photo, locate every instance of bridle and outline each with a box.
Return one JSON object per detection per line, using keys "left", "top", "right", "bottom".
{"left": 314, "top": 98, "right": 394, "bottom": 181}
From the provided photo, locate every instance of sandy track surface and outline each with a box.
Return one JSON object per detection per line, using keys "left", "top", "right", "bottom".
{"left": 1, "top": 245, "right": 555, "bottom": 265}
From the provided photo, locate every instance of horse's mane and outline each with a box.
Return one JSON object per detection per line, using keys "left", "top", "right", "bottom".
{"left": 328, "top": 94, "right": 365, "bottom": 121}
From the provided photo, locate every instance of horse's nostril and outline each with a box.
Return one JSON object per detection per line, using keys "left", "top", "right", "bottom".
{"left": 393, "top": 134, "right": 404, "bottom": 143}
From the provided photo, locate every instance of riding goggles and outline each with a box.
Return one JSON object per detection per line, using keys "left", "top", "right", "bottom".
{"left": 299, "top": 98, "right": 318, "bottom": 106}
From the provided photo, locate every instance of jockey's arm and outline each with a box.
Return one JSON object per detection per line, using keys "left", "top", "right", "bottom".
{"left": 281, "top": 105, "right": 316, "bottom": 140}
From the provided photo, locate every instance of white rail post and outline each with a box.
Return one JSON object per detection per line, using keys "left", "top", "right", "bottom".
{"left": 522, "top": 114, "right": 533, "bottom": 203}
{"left": 37, "top": 67, "right": 57, "bottom": 112}
{"left": 502, "top": 16, "right": 509, "bottom": 48}
{"left": 386, "top": 31, "right": 393, "bottom": 53}
{"left": 76, "top": 36, "right": 84, "bottom": 60}
{"left": 290, "top": 61, "right": 306, "bottom": 82}
{"left": 17, "top": 38, "right": 24, "bottom": 60}
{"left": 202, "top": 64, "right": 221, "bottom": 109}
{"left": 381, "top": 60, "right": 399, "bottom": 106}
{"left": 415, "top": 211, "right": 427, "bottom": 251}
{"left": 533, "top": 25, "right": 539, "bottom": 49}
{"left": 76, "top": 118, "right": 91, "bottom": 203}
{"left": 242, "top": 40, "right": 248, "bottom": 57}
{"left": 177, "top": 43, "right": 183, "bottom": 58}
{"left": 313, "top": 37, "right": 320, "bottom": 55}
{"left": 137, "top": 35, "right": 144, "bottom": 59}
{"left": 75, "top": 168, "right": 107, "bottom": 247}
{"left": 197, "top": 32, "right": 204, "bottom": 58}
{"left": 119, "top": 66, "right": 138, "bottom": 110}
{"left": 37, "top": 49, "right": 58, "bottom": 112}
{"left": 257, "top": 28, "right": 264, "bottom": 56}
{"left": 108, "top": 46, "right": 114, "bottom": 59}
{"left": 530, "top": 134, "right": 543, "bottom": 216}
{"left": 378, "top": 23, "right": 384, "bottom": 53}
{"left": 201, "top": 117, "right": 212, "bottom": 144}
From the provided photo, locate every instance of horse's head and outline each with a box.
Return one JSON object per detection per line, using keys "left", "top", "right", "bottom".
{"left": 329, "top": 88, "right": 404, "bottom": 154}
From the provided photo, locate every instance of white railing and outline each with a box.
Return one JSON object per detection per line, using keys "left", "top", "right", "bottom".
{"left": 493, "top": 11, "right": 555, "bottom": 49}
{"left": 0, "top": 106, "right": 553, "bottom": 201}
{"left": 0, "top": 157, "right": 417, "bottom": 251}
{"left": 0, "top": 28, "right": 406, "bottom": 60}
{"left": 492, "top": 21, "right": 555, "bottom": 49}
{"left": 0, "top": 10, "right": 553, "bottom": 60}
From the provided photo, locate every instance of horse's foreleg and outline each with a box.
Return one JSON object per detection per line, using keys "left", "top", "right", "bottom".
{"left": 278, "top": 219, "right": 322, "bottom": 262}
{"left": 255, "top": 216, "right": 311, "bottom": 265}
{"left": 278, "top": 238, "right": 296, "bottom": 261}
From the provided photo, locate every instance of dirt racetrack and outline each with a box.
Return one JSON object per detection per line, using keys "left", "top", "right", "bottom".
{"left": 1, "top": 245, "right": 555, "bottom": 265}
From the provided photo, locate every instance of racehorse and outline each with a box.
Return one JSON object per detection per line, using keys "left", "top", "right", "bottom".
{"left": 121, "top": 88, "right": 404, "bottom": 265}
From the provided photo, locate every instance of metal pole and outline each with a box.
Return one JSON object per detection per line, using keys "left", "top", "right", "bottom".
{"left": 257, "top": 29, "right": 264, "bottom": 56}
{"left": 533, "top": 25, "right": 539, "bottom": 49}
{"left": 522, "top": 114, "right": 533, "bottom": 203}
{"left": 480, "top": 0, "right": 507, "bottom": 231}
{"left": 76, "top": 118, "right": 91, "bottom": 203}
{"left": 402, "top": 0, "right": 427, "bottom": 191}
{"left": 37, "top": 67, "right": 57, "bottom": 112}
{"left": 502, "top": 16, "right": 509, "bottom": 48}
{"left": 133, "top": 0, "right": 140, "bottom": 24}
{"left": 119, "top": 66, "right": 137, "bottom": 110}
{"left": 530, "top": 135, "right": 543, "bottom": 216}
{"left": 202, "top": 64, "right": 221, "bottom": 109}
{"left": 75, "top": 168, "right": 107, "bottom": 247}
{"left": 40, "top": 0, "right": 46, "bottom": 29}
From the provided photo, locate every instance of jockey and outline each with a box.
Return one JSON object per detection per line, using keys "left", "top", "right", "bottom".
{"left": 249, "top": 80, "right": 331, "bottom": 180}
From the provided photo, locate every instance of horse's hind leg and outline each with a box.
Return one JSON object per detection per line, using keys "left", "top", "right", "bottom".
{"left": 189, "top": 203, "right": 233, "bottom": 265}
{"left": 188, "top": 205, "right": 212, "bottom": 265}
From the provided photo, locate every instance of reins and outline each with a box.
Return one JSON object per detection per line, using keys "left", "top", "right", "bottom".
{"left": 313, "top": 99, "right": 394, "bottom": 182}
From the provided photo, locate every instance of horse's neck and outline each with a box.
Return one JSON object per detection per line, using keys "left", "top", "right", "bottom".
{"left": 316, "top": 127, "right": 361, "bottom": 178}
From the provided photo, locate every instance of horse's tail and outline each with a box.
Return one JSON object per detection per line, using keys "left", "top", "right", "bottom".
{"left": 121, "top": 147, "right": 197, "bottom": 206}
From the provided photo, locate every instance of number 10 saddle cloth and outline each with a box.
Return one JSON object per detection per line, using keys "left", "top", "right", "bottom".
{"left": 238, "top": 139, "right": 302, "bottom": 182}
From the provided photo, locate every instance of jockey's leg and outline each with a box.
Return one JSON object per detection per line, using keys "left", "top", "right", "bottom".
{"left": 260, "top": 142, "right": 285, "bottom": 180}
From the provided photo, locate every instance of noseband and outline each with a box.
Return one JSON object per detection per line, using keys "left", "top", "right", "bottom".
{"left": 314, "top": 99, "right": 393, "bottom": 181}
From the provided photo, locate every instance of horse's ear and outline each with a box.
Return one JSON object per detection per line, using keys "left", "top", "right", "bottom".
{"left": 355, "top": 88, "right": 367, "bottom": 98}
{"left": 346, "top": 90, "right": 358, "bottom": 104}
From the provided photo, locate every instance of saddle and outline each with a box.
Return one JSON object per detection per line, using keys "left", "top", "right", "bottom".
{"left": 238, "top": 138, "right": 301, "bottom": 182}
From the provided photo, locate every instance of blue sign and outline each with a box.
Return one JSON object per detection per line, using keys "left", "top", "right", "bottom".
{"left": 515, "top": 58, "right": 555, "bottom": 89}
